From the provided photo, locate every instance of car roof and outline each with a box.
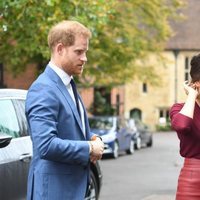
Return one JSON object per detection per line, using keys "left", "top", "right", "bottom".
{"left": 0, "top": 89, "right": 27, "bottom": 99}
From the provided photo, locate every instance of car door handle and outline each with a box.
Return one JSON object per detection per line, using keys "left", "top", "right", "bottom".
{"left": 19, "top": 153, "right": 31, "bottom": 163}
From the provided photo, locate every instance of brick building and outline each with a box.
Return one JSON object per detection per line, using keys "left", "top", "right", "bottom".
{"left": 122, "top": 0, "right": 200, "bottom": 129}
{"left": 1, "top": 0, "right": 199, "bottom": 129}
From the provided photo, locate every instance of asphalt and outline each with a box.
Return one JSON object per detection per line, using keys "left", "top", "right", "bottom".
{"left": 142, "top": 194, "right": 175, "bottom": 200}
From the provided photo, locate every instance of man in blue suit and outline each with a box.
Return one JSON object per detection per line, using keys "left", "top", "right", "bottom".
{"left": 25, "top": 20, "right": 104, "bottom": 200}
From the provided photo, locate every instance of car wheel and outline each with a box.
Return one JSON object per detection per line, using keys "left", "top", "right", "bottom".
{"left": 126, "top": 139, "right": 134, "bottom": 154}
{"left": 147, "top": 137, "right": 153, "bottom": 147}
{"left": 135, "top": 137, "right": 141, "bottom": 150}
{"left": 112, "top": 141, "right": 119, "bottom": 159}
{"left": 85, "top": 170, "right": 99, "bottom": 200}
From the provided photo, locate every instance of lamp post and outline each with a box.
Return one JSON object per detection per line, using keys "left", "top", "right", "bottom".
{"left": 173, "top": 49, "right": 179, "bottom": 103}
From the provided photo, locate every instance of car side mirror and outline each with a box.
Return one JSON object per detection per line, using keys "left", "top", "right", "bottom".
{"left": 0, "top": 135, "right": 12, "bottom": 148}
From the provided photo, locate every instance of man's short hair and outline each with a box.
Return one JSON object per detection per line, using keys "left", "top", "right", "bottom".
{"left": 48, "top": 20, "right": 92, "bottom": 52}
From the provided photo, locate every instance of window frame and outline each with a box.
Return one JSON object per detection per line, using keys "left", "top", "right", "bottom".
{"left": 184, "top": 56, "right": 191, "bottom": 82}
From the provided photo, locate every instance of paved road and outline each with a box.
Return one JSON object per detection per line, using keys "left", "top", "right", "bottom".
{"left": 99, "top": 131, "right": 183, "bottom": 200}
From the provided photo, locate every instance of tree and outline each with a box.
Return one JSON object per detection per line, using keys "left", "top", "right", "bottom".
{"left": 89, "top": 89, "right": 116, "bottom": 116}
{"left": 0, "top": 0, "right": 184, "bottom": 86}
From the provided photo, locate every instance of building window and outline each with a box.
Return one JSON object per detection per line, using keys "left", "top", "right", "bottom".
{"left": 158, "top": 108, "right": 169, "bottom": 125}
{"left": 185, "top": 57, "right": 190, "bottom": 81}
{"left": 159, "top": 110, "right": 164, "bottom": 118}
{"left": 142, "top": 83, "right": 147, "bottom": 93}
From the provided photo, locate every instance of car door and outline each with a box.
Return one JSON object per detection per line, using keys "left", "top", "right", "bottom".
{"left": 136, "top": 119, "right": 148, "bottom": 145}
{"left": 117, "top": 117, "right": 131, "bottom": 150}
{"left": 0, "top": 99, "right": 32, "bottom": 200}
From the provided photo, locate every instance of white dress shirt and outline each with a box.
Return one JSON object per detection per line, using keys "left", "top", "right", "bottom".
{"left": 48, "top": 62, "right": 86, "bottom": 136}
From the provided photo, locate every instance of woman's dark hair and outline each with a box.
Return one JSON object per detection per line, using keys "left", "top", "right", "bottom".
{"left": 190, "top": 54, "right": 200, "bottom": 82}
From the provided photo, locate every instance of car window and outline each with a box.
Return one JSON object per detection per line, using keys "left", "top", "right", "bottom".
{"left": 12, "top": 99, "right": 28, "bottom": 136}
{"left": 134, "top": 119, "right": 147, "bottom": 130}
{"left": 89, "top": 118, "right": 113, "bottom": 130}
{"left": 0, "top": 99, "right": 20, "bottom": 138}
{"left": 118, "top": 117, "right": 126, "bottom": 129}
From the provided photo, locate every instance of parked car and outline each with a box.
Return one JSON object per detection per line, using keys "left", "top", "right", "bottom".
{"left": 89, "top": 116, "right": 135, "bottom": 158}
{"left": 0, "top": 89, "right": 102, "bottom": 200}
{"left": 128, "top": 118, "right": 153, "bottom": 149}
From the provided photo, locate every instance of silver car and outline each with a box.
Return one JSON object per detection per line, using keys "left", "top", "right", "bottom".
{"left": 0, "top": 89, "right": 102, "bottom": 200}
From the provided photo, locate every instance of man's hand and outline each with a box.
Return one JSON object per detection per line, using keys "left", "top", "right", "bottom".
{"left": 89, "top": 135, "right": 104, "bottom": 163}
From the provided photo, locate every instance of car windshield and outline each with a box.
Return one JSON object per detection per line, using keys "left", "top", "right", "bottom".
{"left": 89, "top": 118, "right": 113, "bottom": 130}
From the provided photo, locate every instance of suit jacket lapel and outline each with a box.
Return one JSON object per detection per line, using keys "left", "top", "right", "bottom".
{"left": 44, "top": 66, "right": 85, "bottom": 136}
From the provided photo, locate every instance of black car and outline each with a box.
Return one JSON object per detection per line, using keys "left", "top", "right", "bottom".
{"left": 0, "top": 89, "right": 102, "bottom": 200}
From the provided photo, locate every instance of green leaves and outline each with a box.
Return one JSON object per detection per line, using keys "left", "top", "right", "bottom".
{"left": 0, "top": 0, "right": 184, "bottom": 85}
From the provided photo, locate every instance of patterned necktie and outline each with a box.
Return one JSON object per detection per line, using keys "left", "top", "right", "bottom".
{"left": 70, "top": 79, "right": 81, "bottom": 117}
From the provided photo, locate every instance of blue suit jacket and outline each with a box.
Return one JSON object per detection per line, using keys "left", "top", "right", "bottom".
{"left": 25, "top": 66, "right": 94, "bottom": 200}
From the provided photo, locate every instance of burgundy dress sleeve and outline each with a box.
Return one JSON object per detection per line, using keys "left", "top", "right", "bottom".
{"left": 169, "top": 103, "right": 193, "bottom": 134}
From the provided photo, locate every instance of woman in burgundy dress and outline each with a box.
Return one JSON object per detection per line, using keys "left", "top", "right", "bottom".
{"left": 170, "top": 54, "right": 200, "bottom": 200}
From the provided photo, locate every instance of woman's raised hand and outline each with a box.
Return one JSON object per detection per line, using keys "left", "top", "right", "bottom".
{"left": 183, "top": 81, "right": 199, "bottom": 97}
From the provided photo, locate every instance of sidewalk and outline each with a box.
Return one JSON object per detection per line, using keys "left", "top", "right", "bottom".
{"left": 142, "top": 194, "right": 175, "bottom": 200}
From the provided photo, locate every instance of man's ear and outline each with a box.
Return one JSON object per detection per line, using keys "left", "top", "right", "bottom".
{"left": 55, "top": 43, "right": 64, "bottom": 55}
